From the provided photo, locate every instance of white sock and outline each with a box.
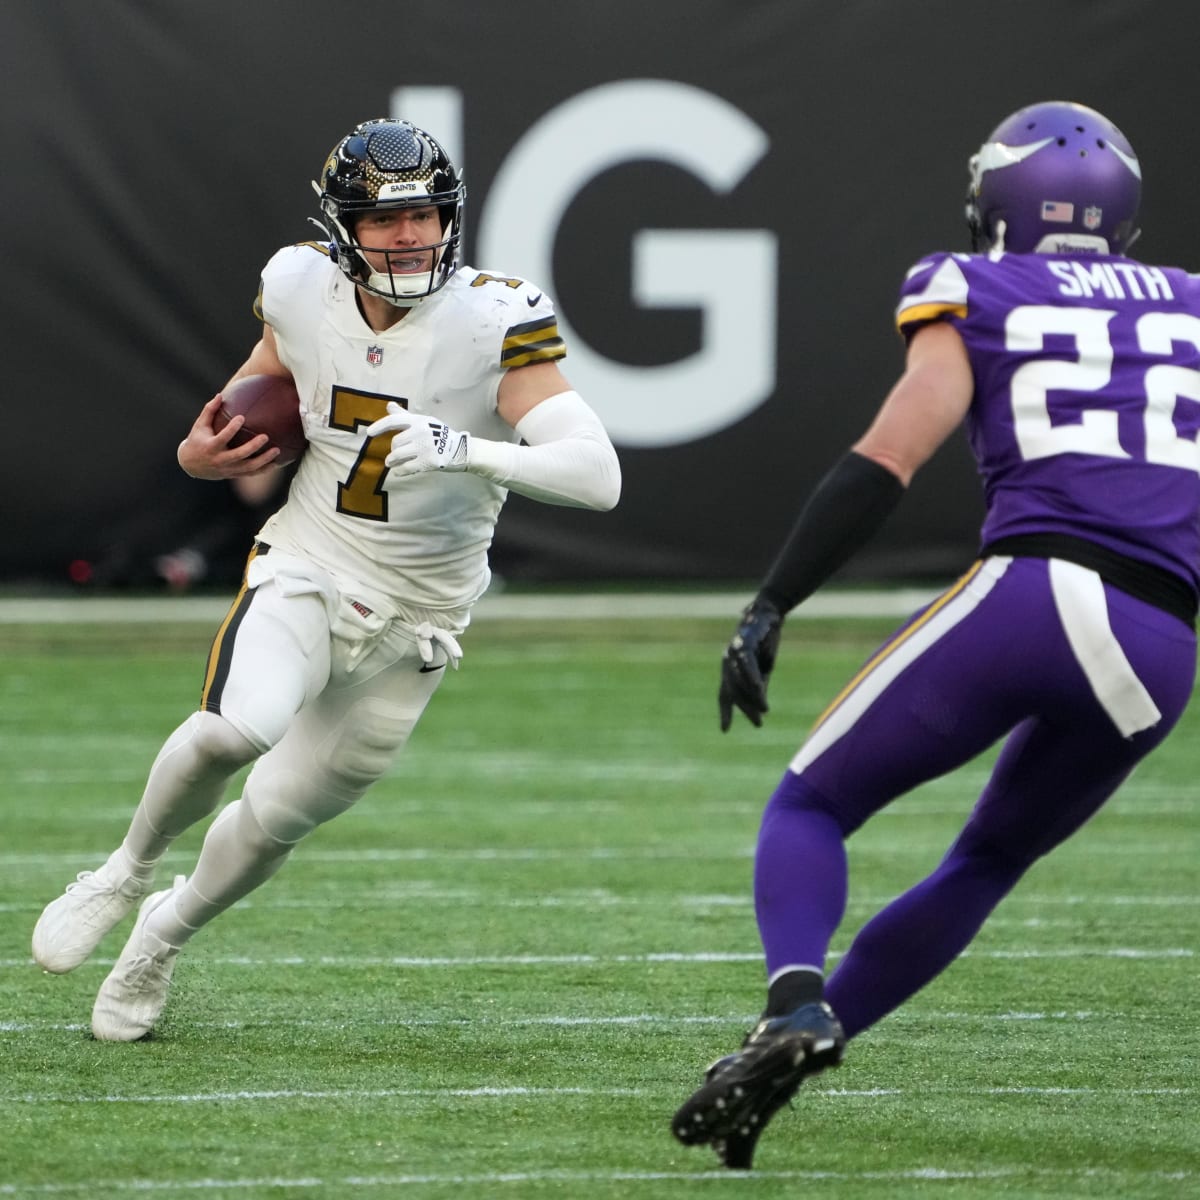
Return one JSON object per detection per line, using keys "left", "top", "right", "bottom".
{"left": 147, "top": 799, "right": 292, "bottom": 947}
{"left": 102, "top": 845, "right": 156, "bottom": 887}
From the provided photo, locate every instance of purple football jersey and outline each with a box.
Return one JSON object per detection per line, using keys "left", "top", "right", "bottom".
{"left": 896, "top": 252, "right": 1200, "bottom": 592}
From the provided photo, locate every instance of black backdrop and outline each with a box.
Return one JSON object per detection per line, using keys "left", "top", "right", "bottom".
{"left": 4, "top": 0, "right": 1199, "bottom": 588}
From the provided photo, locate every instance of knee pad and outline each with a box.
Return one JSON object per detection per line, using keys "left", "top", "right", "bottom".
{"left": 228, "top": 794, "right": 294, "bottom": 856}
{"left": 188, "top": 712, "right": 260, "bottom": 772}
{"left": 242, "top": 765, "right": 324, "bottom": 846}
{"left": 241, "top": 699, "right": 411, "bottom": 845}
{"left": 948, "top": 824, "right": 1037, "bottom": 877}
{"left": 769, "top": 771, "right": 862, "bottom": 837}
{"left": 320, "top": 697, "right": 413, "bottom": 794}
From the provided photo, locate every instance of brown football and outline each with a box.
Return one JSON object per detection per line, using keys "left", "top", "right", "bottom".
{"left": 213, "top": 374, "right": 306, "bottom": 466}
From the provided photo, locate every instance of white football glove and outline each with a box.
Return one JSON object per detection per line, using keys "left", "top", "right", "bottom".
{"left": 365, "top": 402, "right": 469, "bottom": 479}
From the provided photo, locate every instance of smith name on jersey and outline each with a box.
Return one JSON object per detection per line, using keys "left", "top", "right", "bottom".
{"left": 896, "top": 250, "right": 1200, "bottom": 597}
{"left": 252, "top": 243, "right": 566, "bottom": 610}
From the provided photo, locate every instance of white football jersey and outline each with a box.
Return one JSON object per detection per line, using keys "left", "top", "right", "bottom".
{"left": 253, "top": 244, "right": 566, "bottom": 610}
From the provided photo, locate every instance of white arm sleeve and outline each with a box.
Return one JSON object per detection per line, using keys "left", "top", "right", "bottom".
{"left": 465, "top": 391, "right": 621, "bottom": 510}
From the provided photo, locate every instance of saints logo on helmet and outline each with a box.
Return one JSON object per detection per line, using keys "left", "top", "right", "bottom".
{"left": 313, "top": 118, "right": 466, "bottom": 307}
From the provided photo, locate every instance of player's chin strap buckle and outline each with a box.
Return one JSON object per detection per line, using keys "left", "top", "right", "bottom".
{"left": 411, "top": 621, "right": 462, "bottom": 670}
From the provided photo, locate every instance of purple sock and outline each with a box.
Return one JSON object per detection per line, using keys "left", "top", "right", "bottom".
{"left": 826, "top": 849, "right": 1022, "bottom": 1038}
{"left": 754, "top": 774, "right": 849, "bottom": 981}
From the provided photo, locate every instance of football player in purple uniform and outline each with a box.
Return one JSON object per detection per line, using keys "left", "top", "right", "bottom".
{"left": 672, "top": 101, "right": 1200, "bottom": 1169}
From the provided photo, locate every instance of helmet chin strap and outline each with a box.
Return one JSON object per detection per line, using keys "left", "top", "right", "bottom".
{"left": 358, "top": 238, "right": 449, "bottom": 307}
{"left": 308, "top": 207, "right": 457, "bottom": 306}
{"left": 987, "top": 219, "right": 1007, "bottom": 261}
{"left": 363, "top": 267, "right": 431, "bottom": 308}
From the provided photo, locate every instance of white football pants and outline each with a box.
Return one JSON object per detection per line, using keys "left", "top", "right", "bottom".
{"left": 124, "top": 565, "right": 456, "bottom": 946}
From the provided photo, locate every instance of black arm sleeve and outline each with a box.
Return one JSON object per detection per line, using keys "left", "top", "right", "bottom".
{"left": 758, "top": 451, "right": 905, "bottom": 615}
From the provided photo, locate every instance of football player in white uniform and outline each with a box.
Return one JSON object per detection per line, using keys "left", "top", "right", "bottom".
{"left": 32, "top": 118, "right": 621, "bottom": 1040}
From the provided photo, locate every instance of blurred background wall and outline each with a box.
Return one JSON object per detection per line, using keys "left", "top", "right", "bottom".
{"left": 3, "top": 0, "right": 1198, "bottom": 591}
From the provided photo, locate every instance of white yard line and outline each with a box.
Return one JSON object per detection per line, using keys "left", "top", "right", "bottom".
{"left": 0, "top": 1160, "right": 1193, "bottom": 1195}
{"left": 2, "top": 947, "right": 1191, "bottom": 972}
{"left": 0, "top": 589, "right": 938, "bottom": 625}
{"left": 0, "top": 1010, "right": 1115, "bottom": 1036}
{"left": 10, "top": 889, "right": 1198, "bottom": 912}
{"left": 2, "top": 1083, "right": 1191, "bottom": 1106}
{"left": 1, "top": 838, "right": 1189, "bottom": 872}
{"left": 4, "top": 847, "right": 759, "bottom": 868}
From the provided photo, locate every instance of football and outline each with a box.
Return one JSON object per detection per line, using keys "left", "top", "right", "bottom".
{"left": 213, "top": 374, "right": 307, "bottom": 466}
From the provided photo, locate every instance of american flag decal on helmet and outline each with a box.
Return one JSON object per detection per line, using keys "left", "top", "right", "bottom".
{"left": 501, "top": 317, "right": 566, "bottom": 368}
{"left": 1041, "top": 201, "right": 1074, "bottom": 223}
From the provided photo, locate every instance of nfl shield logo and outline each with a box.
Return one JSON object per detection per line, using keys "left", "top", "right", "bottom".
{"left": 1083, "top": 206, "right": 1102, "bottom": 231}
{"left": 367, "top": 345, "right": 384, "bottom": 366}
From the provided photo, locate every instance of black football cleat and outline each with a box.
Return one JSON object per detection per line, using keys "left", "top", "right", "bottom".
{"left": 671, "top": 1001, "right": 845, "bottom": 1169}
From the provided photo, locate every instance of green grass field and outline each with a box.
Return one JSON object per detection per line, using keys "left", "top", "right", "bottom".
{"left": 1, "top": 607, "right": 1197, "bottom": 1198}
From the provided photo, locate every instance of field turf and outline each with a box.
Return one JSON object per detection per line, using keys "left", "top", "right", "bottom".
{"left": 1, "top": 608, "right": 1197, "bottom": 1197}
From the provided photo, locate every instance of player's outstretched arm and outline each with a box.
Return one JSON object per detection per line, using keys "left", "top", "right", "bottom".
{"left": 365, "top": 361, "right": 621, "bottom": 511}
{"left": 719, "top": 322, "right": 972, "bottom": 731}
{"left": 717, "top": 452, "right": 904, "bottom": 731}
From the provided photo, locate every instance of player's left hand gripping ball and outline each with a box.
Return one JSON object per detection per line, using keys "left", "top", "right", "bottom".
{"left": 214, "top": 374, "right": 307, "bottom": 466}
{"left": 366, "top": 402, "right": 470, "bottom": 478}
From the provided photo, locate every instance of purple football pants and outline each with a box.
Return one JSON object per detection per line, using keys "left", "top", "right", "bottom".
{"left": 753, "top": 556, "right": 1195, "bottom": 1039}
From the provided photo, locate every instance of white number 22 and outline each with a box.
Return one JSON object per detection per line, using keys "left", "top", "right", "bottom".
{"left": 1007, "top": 305, "right": 1200, "bottom": 473}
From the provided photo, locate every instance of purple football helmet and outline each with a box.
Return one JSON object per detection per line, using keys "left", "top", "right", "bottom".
{"left": 966, "top": 101, "right": 1141, "bottom": 256}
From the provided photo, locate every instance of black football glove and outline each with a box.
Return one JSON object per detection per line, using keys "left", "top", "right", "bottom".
{"left": 718, "top": 597, "right": 783, "bottom": 731}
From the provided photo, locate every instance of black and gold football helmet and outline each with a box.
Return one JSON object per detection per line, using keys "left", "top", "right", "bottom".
{"left": 313, "top": 118, "right": 465, "bottom": 306}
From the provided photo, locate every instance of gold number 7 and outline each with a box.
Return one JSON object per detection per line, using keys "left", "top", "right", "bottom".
{"left": 329, "top": 385, "right": 408, "bottom": 521}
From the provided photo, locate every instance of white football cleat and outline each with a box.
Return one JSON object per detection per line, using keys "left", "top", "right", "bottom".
{"left": 91, "top": 876, "right": 186, "bottom": 1042}
{"left": 32, "top": 864, "right": 148, "bottom": 974}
